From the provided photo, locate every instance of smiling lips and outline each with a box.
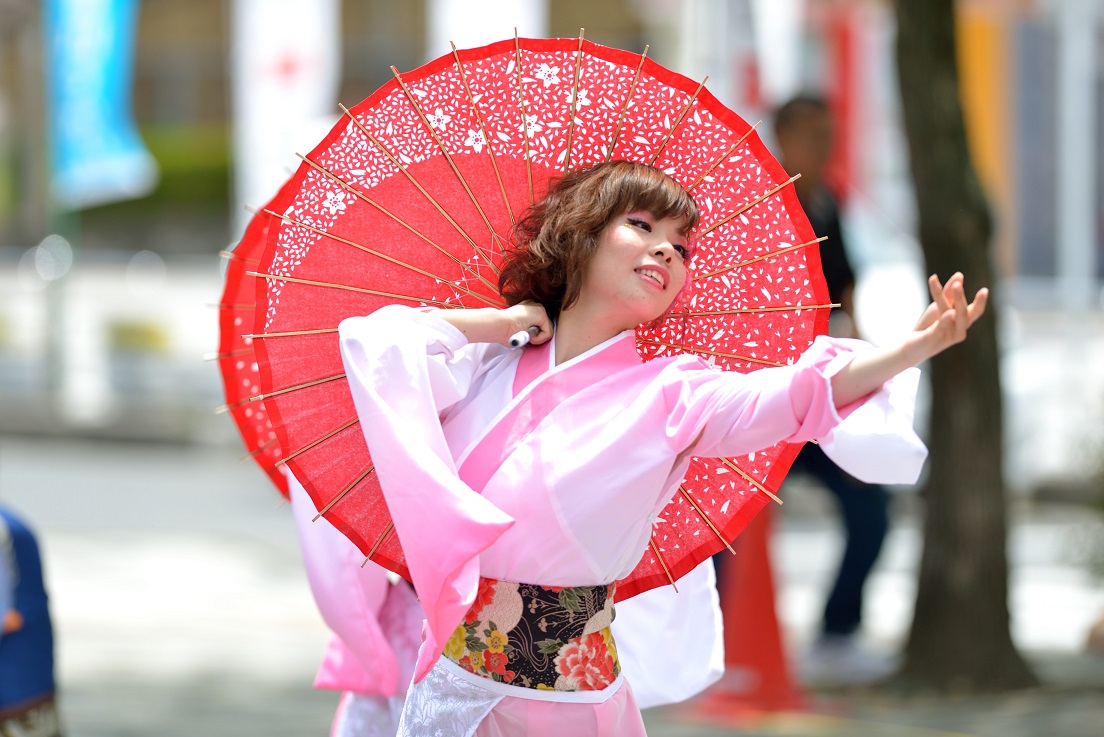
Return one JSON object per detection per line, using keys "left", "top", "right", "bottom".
{"left": 635, "top": 266, "right": 667, "bottom": 289}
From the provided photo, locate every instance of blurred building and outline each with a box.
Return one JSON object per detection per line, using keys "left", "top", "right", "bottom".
{"left": 0, "top": 0, "right": 1100, "bottom": 490}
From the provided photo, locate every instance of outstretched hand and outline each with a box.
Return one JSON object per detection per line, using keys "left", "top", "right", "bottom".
{"left": 829, "top": 272, "right": 988, "bottom": 408}
{"left": 903, "top": 273, "right": 989, "bottom": 364}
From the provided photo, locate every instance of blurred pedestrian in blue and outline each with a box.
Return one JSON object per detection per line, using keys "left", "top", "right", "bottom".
{"left": 774, "top": 95, "right": 894, "bottom": 683}
{"left": 0, "top": 505, "right": 63, "bottom": 736}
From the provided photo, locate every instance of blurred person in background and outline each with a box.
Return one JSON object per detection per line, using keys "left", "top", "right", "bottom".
{"left": 0, "top": 505, "right": 63, "bottom": 737}
{"left": 774, "top": 95, "right": 895, "bottom": 684}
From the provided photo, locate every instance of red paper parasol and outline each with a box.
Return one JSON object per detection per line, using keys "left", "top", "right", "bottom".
{"left": 233, "top": 35, "right": 831, "bottom": 599}
{"left": 217, "top": 194, "right": 288, "bottom": 498}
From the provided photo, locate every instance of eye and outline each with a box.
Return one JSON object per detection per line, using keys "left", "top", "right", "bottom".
{"left": 626, "top": 216, "right": 652, "bottom": 232}
{"left": 673, "top": 244, "right": 688, "bottom": 259}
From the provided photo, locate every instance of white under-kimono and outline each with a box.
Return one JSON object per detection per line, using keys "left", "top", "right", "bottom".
{"left": 338, "top": 305, "right": 926, "bottom": 737}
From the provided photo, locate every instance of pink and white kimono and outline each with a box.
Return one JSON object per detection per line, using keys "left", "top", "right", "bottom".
{"left": 338, "top": 305, "right": 926, "bottom": 737}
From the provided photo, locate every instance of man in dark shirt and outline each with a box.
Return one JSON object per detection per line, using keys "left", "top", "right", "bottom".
{"left": 775, "top": 96, "right": 893, "bottom": 683}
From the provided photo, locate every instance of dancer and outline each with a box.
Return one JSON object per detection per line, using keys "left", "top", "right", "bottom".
{"left": 337, "top": 160, "right": 986, "bottom": 736}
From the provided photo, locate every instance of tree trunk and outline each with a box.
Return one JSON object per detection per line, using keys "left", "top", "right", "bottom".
{"left": 893, "top": 0, "right": 1036, "bottom": 692}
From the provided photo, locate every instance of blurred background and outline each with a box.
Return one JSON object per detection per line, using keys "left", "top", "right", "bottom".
{"left": 0, "top": 0, "right": 1101, "bottom": 735}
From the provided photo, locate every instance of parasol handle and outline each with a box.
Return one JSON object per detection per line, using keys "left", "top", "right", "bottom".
{"left": 509, "top": 325, "right": 541, "bottom": 348}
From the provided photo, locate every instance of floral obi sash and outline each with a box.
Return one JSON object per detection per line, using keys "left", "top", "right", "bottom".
{"left": 441, "top": 577, "right": 620, "bottom": 693}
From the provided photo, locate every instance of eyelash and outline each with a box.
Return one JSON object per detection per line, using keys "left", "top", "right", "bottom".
{"left": 628, "top": 217, "right": 688, "bottom": 259}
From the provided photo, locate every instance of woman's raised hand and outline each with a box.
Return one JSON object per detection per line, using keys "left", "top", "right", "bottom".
{"left": 904, "top": 273, "right": 989, "bottom": 364}
{"left": 829, "top": 272, "right": 988, "bottom": 408}
{"left": 503, "top": 301, "right": 553, "bottom": 346}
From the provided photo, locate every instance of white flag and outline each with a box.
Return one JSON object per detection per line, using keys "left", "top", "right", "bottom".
{"left": 230, "top": 0, "right": 342, "bottom": 238}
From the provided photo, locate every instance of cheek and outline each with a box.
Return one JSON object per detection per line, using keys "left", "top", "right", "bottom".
{"left": 666, "top": 267, "right": 691, "bottom": 309}
{"left": 671, "top": 265, "right": 689, "bottom": 298}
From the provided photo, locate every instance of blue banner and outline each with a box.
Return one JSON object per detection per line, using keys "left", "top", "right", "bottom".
{"left": 44, "top": 0, "right": 158, "bottom": 210}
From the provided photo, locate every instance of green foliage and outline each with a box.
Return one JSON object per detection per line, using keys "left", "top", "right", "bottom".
{"left": 82, "top": 123, "right": 230, "bottom": 217}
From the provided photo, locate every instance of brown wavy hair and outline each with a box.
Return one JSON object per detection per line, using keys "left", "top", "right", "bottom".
{"left": 498, "top": 160, "right": 699, "bottom": 321}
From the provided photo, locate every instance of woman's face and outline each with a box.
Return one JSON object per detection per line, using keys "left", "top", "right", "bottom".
{"left": 577, "top": 210, "right": 690, "bottom": 330}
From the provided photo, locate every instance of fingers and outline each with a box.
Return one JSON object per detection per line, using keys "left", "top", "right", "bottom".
{"left": 936, "top": 273, "right": 988, "bottom": 328}
{"left": 928, "top": 274, "right": 946, "bottom": 310}
{"left": 967, "top": 287, "right": 989, "bottom": 326}
{"left": 519, "top": 300, "right": 553, "bottom": 344}
{"left": 929, "top": 273, "right": 955, "bottom": 312}
{"left": 951, "top": 277, "right": 969, "bottom": 333}
{"left": 912, "top": 273, "right": 989, "bottom": 360}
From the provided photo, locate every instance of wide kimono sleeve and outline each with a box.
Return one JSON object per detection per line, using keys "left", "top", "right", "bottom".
{"left": 289, "top": 473, "right": 402, "bottom": 695}
{"left": 614, "top": 559, "right": 724, "bottom": 708}
{"left": 339, "top": 305, "right": 516, "bottom": 683}
{"left": 666, "top": 335, "right": 928, "bottom": 484}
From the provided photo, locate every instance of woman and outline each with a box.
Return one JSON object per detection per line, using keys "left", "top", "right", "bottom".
{"left": 337, "top": 160, "right": 987, "bottom": 736}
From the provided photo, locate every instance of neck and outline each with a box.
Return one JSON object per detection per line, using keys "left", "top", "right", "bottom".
{"left": 554, "top": 301, "right": 632, "bottom": 365}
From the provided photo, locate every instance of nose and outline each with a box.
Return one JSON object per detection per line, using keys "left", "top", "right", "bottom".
{"left": 653, "top": 242, "right": 675, "bottom": 262}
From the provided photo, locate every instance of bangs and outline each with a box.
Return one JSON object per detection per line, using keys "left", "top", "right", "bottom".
{"left": 602, "top": 164, "right": 700, "bottom": 236}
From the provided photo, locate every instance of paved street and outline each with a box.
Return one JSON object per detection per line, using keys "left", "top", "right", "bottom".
{"left": 1, "top": 434, "right": 1102, "bottom": 736}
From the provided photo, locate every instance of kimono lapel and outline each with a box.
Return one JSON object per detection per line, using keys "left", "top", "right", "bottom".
{"left": 457, "top": 331, "right": 639, "bottom": 494}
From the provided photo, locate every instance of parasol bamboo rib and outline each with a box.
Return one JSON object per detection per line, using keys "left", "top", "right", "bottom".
{"left": 217, "top": 370, "right": 343, "bottom": 414}
{"left": 687, "top": 122, "right": 760, "bottom": 192}
{"left": 720, "top": 457, "right": 783, "bottom": 505}
{"left": 338, "top": 105, "right": 501, "bottom": 277}
{"left": 648, "top": 539, "right": 679, "bottom": 592}
{"left": 362, "top": 521, "right": 394, "bottom": 566}
{"left": 204, "top": 348, "right": 253, "bottom": 362}
{"left": 219, "top": 249, "right": 259, "bottom": 264}
{"left": 240, "top": 437, "right": 279, "bottom": 462}
{"left": 390, "top": 65, "right": 509, "bottom": 255}
{"left": 275, "top": 417, "right": 361, "bottom": 467}
{"left": 513, "top": 30, "right": 535, "bottom": 204}
{"left": 291, "top": 156, "right": 502, "bottom": 297}
{"left": 678, "top": 486, "right": 736, "bottom": 555}
{"left": 693, "top": 237, "right": 827, "bottom": 281}
{"left": 244, "top": 328, "right": 339, "bottom": 339}
{"left": 214, "top": 303, "right": 254, "bottom": 310}
{"left": 667, "top": 303, "right": 837, "bottom": 317}
{"left": 637, "top": 338, "right": 784, "bottom": 366}
{"left": 563, "top": 29, "right": 586, "bottom": 173}
{"left": 248, "top": 373, "right": 346, "bottom": 404}
{"left": 214, "top": 398, "right": 249, "bottom": 414}
{"left": 313, "top": 465, "right": 375, "bottom": 521}
{"left": 702, "top": 175, "right": 801, "bottom": 236}
{"left": 264, "top": 201, "right": 501, "bottom": 307}
{"left": 247, "top": 270, "right": 459, "bottom": 308}
{"left": 604, "top": 45, "right": 649, "bottom": 162}
{"left": 451, "top": 42, "right": 517, "bottom": 232}
{"left": 647, "top": 76, "right": 707, "bottom": 167}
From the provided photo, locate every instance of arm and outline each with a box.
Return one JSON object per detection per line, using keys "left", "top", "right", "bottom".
{"left": 339, "top": 306, "right": 516, "bottom": 683}
{"left": 669, "top": 276, "right": 981, "bottom": 481}
{"left": 830, "top": 272, "right": 988, "bottom": 407}
{"left": 431, "top": 301, "right": 552, "bottom": 346}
